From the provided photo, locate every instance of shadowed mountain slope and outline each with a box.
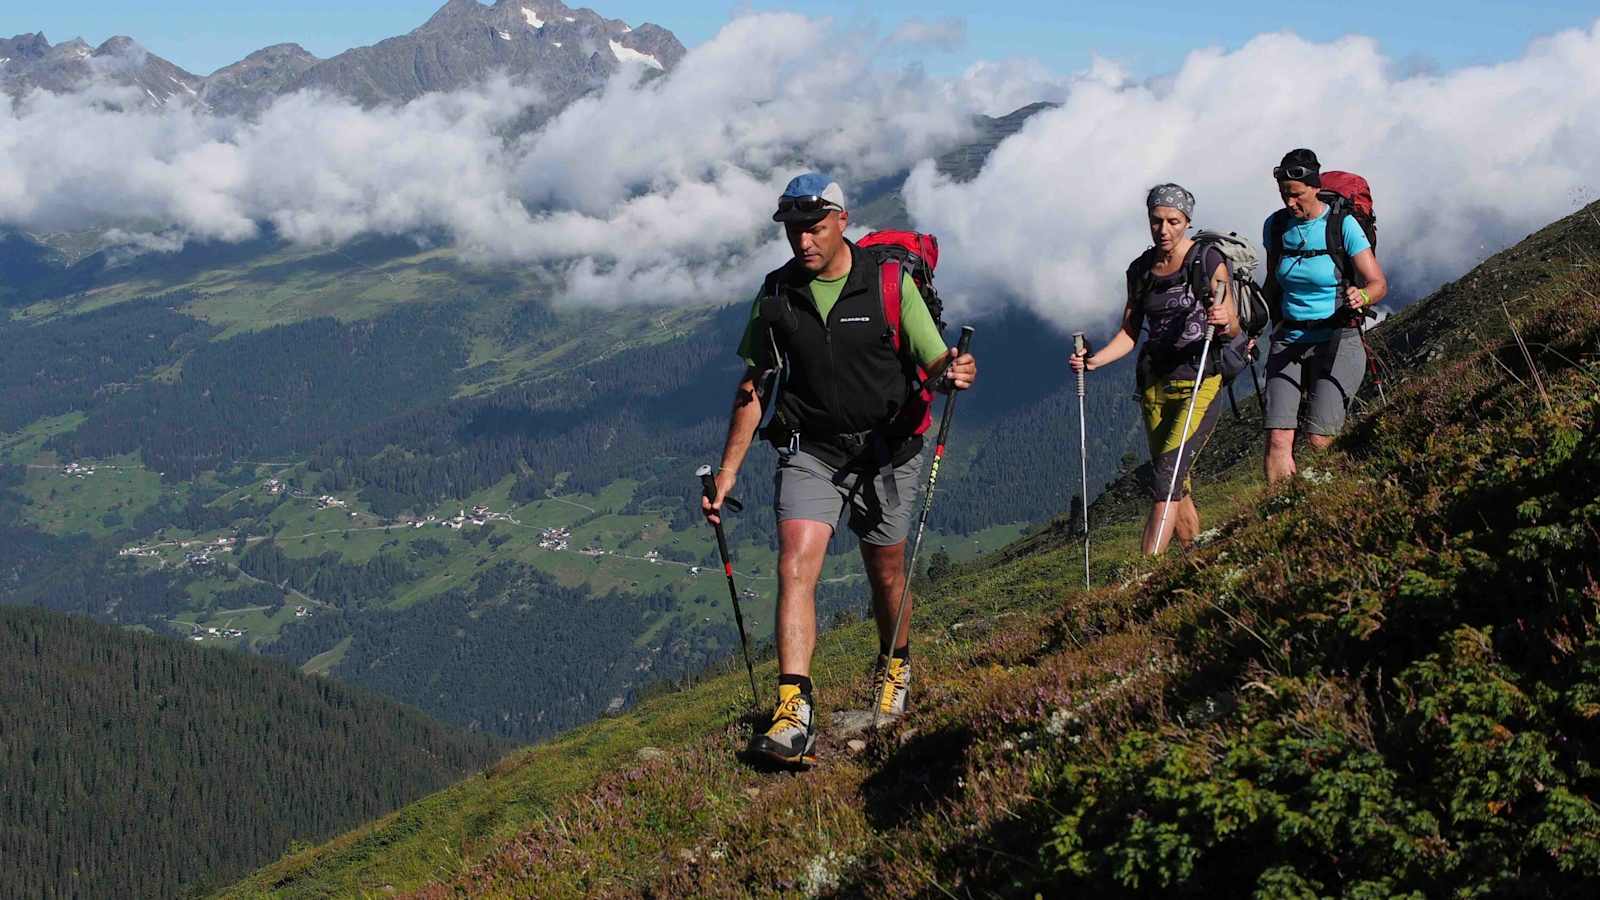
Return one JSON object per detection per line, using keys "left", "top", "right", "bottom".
{"left": 0, "top": 605, "right": 508, "bottom": 899}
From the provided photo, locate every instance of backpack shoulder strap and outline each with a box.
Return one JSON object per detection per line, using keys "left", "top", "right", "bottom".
{"left": 754, "top": 268, "right": 797, "bottom": 365}
{"left": 1185, "top": 235, "right": 1228, "bottom": 305}
{"left": 755, "top": 273, "right": 787, "bottom": 371}
{"left": 1267, "top": 209, "right": 1292, "bottom": 252}
{"left": 1325, "top": 206, "right": 1351, "bottom": 289}
{"left": 878, "top": 256, "right": 906, "bottom": 357}
{"left": 1265, "top": 210, "right": 1289, "bottom": 317}
{"left": 1127, "top": 248, "right": 1156, "bottom": 306}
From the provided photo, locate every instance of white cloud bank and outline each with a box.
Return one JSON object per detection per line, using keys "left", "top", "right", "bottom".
{"left": 907, "top": 23, "right": 1600, "bottom": 328}
{"left": 2, "top": 15, "right": 1598, "bottom": 320}
{"left": 0, "top": 14, "right": 974, "bottom": 305}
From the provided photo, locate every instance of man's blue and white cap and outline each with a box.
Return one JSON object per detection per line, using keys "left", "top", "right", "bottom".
{"left": 772, "top": 172, "right": 846, "bottom": 222}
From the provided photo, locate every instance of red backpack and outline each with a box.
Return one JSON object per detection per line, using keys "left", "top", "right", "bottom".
{"left": 856, "top": 231, "right": 948, "bottom": 435}
{"left": 1319, "top": 171, "right": 1377, "bottom": 252}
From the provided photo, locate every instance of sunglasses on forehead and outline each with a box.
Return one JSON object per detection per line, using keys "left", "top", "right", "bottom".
{"left": 776, "top": 195, "right": 843, "bottom": 216}
{"left": 1273, "top": 164, "right": 1318, "bottom": 182}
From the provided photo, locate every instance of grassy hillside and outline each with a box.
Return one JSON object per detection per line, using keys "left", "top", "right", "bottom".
{"left": 0, "top": 605, "right": 508, "bottom": 900}
{"left": 221, "top": 201, "right": 1600, "bottom": 897}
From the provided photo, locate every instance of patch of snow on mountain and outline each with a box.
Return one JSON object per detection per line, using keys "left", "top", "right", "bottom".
{"left": 564, "top": 16, "right": 575, "bottom": 22}
{"left": 522, "top": 8, "right": 545, "bottom": 28}
{"left": 552, "top": 42, "right": 562, "bottom": 48}
{"left": 608, "top": 40, "right": 663, "bottom": 70}
{"left": 497, "top": 29, "right": 511, "bottom": 40}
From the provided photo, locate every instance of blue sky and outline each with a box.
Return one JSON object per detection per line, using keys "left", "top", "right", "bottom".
{"left": 12, "top": 0, "right": 1598, "bottom": 77}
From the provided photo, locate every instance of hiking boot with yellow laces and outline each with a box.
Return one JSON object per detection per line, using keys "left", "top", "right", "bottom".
{"left": 748, "top": 682, "right": 816, "bottom": 765}
{"left": 873, "top": 653, "right": 911, "bottom": 718}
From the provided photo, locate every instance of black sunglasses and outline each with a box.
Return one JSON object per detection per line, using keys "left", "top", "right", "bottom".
{"left": 776, "top": 196, "right": 842, "bottom": 215}
{"left": 1273, "top": 164, "right": 1318, "bottom": 181}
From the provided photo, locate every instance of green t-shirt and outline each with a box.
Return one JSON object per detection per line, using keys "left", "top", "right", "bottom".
{"left": 736, "top": 268, "right": 947, "bottom": 369}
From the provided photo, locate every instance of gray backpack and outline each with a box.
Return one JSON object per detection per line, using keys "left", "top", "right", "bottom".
{"left": 1188, "top": 229, "right": 1270, "bottom": 339}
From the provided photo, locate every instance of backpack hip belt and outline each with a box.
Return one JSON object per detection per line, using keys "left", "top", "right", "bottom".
{"left": 1278, "top": 306, "right": 1377, "bottom": 331}
{"left": 790, "top": 426, "right": 919, "bottom": 508}
{"left": 1140, "top": 342, "right": 1210, "bottom": 377}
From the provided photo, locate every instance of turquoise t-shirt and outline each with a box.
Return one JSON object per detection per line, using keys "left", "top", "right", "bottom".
{"left": 1265, "top": 208, "right": 1372, "bottom": 343}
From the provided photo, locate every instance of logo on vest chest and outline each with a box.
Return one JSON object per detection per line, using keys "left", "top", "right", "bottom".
{"left": 838, "top": 316, "right": 874, "bottom": 324}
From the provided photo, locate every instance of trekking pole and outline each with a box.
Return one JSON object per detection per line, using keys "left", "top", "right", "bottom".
{"left": 875, "top": 326, "right": 974, "bottom": 730}
{"left": 1156, "top": 324, "right": 1216, "bottom": 549}
{"left": 1358, "top": 315, "right": 1387, "bottom": 406}
{"left": 1071, "top": 332, "right": 1092, "bottom": 590}
{"left": 697, "top": 465, "right": 760, "bottom": 711}
{"left": 1247, "top": 343, "right": 1266, "bottom": 415}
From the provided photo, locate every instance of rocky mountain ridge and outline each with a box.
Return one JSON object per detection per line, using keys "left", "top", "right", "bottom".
{"left": 2, "top": 0, "right": 685, "bottom": 116}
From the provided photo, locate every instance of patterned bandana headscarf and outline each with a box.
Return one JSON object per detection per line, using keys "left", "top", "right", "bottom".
{"left": 1146, "top": 183, "right": 1196, "bottom": 221}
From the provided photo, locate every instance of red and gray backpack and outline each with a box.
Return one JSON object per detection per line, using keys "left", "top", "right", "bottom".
{"left": 753, "top": 231, "right": 949, "bottom": 441}
{"left": 857, "top": 230, "right": 948, "bottom": 436}
{"left": 1265, "top": 170, "right": 1378, "bottom": 324}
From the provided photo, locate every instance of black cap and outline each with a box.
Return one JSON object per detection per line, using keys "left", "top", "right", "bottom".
{"left": 1275, "top": 148, "right": 1322, "bottom": 186}
{"left": 1279, "top": 148, "right": 1320, "bottom": 170}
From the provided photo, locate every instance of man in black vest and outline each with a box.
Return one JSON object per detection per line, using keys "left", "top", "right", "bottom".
{"left": 702, "top": 173, "right": 977, "bottom": 766}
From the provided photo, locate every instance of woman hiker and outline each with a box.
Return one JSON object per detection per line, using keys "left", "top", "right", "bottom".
{"left": 1260, "top": 148, "right": 1388, "bottom": 482}
{"left": 1069, "top": 183, "right": 1237, "bottom": 555}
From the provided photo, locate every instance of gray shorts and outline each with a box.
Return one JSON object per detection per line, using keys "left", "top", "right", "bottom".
{"left": 1263, "top": 330, "right": 1367, "bottom": 436}
{"left": 774, "top": 448, "right": 925, "bottom": 546}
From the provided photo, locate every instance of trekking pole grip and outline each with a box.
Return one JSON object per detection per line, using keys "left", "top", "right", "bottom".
{"left": 1072, "top": 331, "right": 1088, "bottom": 398}
{"left": 937, "top": 326, "right": 974, "bottom": 428}
{"left": 696, "top": 464, "right": 741, "bottom": 514}
{"left": 937, "top": 326, "right": 975, "bottom": 403}
{"left": 956, "top": 325, "right": 974, "bottom": 356}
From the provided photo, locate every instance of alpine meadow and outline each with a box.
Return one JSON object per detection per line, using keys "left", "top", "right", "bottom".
{"left": 2, "top": 1, "right": 1599, "bottom": 897}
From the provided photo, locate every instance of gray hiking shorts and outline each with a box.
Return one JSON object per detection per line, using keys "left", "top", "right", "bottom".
{"left": 775, "top": 448, "right": 925, "bottom": 546}
{"left": 1263, "top": 330, "right": 1367, "bottom": 436}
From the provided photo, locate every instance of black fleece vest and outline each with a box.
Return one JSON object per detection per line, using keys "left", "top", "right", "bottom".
{"left": 757, "top": 242, "right": 921, "bottom": 464}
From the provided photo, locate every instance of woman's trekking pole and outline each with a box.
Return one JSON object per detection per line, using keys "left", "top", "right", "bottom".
{"left": 1247, "top": 343, "right": 1266, "bottom": 415}
{"left": 697, "top": 465, "right": 760, "bottom": 711}
{"left": 1072, "top": 332, "right": 1092, "bottom": 590}
{"left": 875, "top": 326, "right": 974, "bottom": 730}
{"left": 1157, "top": 324, "right": 1216, "bottom": 546}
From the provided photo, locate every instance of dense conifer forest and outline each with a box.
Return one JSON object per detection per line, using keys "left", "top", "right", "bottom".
{"left": 0, "top": 605, "right": 507, "bottom": 899}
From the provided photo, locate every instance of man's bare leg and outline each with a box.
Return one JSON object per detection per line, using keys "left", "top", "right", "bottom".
{"left": 774, "top": 519, "right": 832, "bottom": 677}
{"left": 861, "top": 539, "right": 909, "bottom": 653}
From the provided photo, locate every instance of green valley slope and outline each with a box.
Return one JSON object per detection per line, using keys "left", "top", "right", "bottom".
{"left": 221, "top": 202, "right": 1600, "bottom": 897}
